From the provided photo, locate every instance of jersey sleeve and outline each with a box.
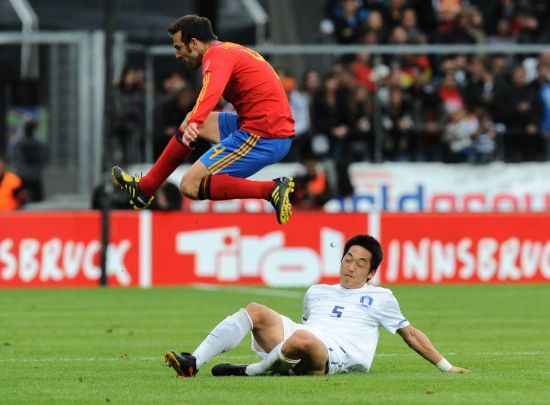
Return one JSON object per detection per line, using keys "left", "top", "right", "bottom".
{"left": 187, "top": 47, "right": 235, "bottom": 128}
{"left": 378, "top": 293, "right": 410, "bottom": 334}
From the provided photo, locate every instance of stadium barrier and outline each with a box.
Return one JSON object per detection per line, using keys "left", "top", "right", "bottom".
{"left": 127, "top": 162, "right": 550, "bottom": 214}
{"left": 1, "top": 211, "right": 548, "bottom": 288}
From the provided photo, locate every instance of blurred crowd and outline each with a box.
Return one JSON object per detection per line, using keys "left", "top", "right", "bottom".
{"left": 90, "top": 0, "right": 550, "bottom": 210}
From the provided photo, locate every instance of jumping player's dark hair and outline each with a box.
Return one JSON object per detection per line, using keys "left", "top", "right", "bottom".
{"left": 167, "top": 15, "right": 218, "bottom": 44}
{"left": 341, "top": 235, "right": 383, "bottom": 271}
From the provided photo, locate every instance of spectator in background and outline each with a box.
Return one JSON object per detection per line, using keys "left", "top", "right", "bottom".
{"left": 493, "top": 65, "right": 541, "bottom": 162}
{"left": 6, "top": 120, "right": 48, "bottom": 202}
{"left": 91, "top": 176, "right": 135, "bottom": 210}
{"left": 150, "top": 182, "right": 183, "bottom": 211}
{"left": 92, "top": 178, "right": 182, "bottom": 211}
{"left": 409, "top": 65, "right": 444, "bottom": 161}
{"left": 487, "top": 17, "right": 515, "bottom": 45}
{"left": 379, "top": 86, "right": 414, "bottom": 161}
{"left": 470, "top": 0, "right": 504, "bottom": 35}
{"left": 332, "top": 0, "right": 369, "bottom": 44}
{"left": 350, "top": 53, "right": 376, "bottom": 92}
{"left": 386, "top": 0, "right": 407, "bottom": 31}
{"left": 153, "top": 73, "right": 195, "bottom": 160}
{"left": 292, "top": 156, "right": 330, "bottom": 210}
{"left": 490, "top": 54, "right": 510, "bottom": 81}
{"left": 515, "top": 10, "right": 544, "bottom": 44}
{"left": 113, "top": 67, "right": 145, "bottom": 163}
{"left": 441, "top": 10, "right": 477, "bottom": 44}
{"left": 361, "top": 9, "right": 387, "bottom": 44}
{"left": 462, "top": 57, "right": 494, "bottom": 112}
{"left": 311, "top": 72, "right": 351, "bottom": 160}
{"left": 301, "top": 69, "right": 322, "bottom": 107}
{"left": 530, "top": 54, "right": 550, "bottom": 160}
{"left": 438, "top": 71, "right": 465, "bottom": 114}
{"left": 278, "top": 69, "right": 311, "bottom": 162}
{"left": 347, "top": 85, "right": 373, "bottom": 161}
{"left": 401, "top": 7, "right": 427, "bottom": 44}
{"left": 465, "top": 6, "right": 486, "bottom": 43}
{"left": 0, "top": 155, "right": 26, "bottom": 210}
{"left": 442, "top": 106, "right": 478, "bottom": 163}
{"left": 472, "top": 108, "right": 501, "bottom": 164}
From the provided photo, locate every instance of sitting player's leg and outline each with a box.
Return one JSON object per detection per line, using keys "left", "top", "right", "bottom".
{"left": 165, "top": 302, "right": 285, "bottom": 377}
{"left": 280, "top": 330, "right": 328, "bottom": 375}
{"left": 112, "top": 112, "right": 221, "bottom": 209}
{"left": 213, "top": 305, "right": 319, "bottom": 377}
{"left": 214, "top": 329, "right": 327, "bottom": 377}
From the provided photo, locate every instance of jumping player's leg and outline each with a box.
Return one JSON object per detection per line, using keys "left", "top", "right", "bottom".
{"left": 139, "top": 112, "right": 222, "bottom": 196}
{"left": 112, "top": 112, "right": 222, "bottom": 209}
{"left": 179, "top": 160, "right": 275, "bottom": 201}
{"left": 181, "top": 114, "right": 294, "bottom": 223}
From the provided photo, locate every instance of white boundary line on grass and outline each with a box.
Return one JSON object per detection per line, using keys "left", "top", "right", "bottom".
{"left": 1, "top": 352, "right": 547, "bottom": 363}
{"left": 191, "top": 284, "right": 303, "bottom": 298}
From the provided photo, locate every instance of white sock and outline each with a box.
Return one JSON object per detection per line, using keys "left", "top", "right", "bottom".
{"left": 192, "top": 308, "right": 253, "bottom": 369}
{"left": 245, "top": 341, "right": 301, "bottom": 376}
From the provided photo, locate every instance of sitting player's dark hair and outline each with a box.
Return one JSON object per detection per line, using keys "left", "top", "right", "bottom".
{"left": 342, "top": 235, "right": 383, "bottom": 271}
{"left": 167, "top": 15, "right": 218, "bottom": 44}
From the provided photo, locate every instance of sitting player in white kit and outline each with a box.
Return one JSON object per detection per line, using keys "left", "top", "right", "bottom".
{"left": 165, "top": 234, "right": 470, "bottom": 377}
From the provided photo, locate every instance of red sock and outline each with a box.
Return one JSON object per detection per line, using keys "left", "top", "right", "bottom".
{"left": 209, "top": 174, "right": 275, "bottom": 200}
{"left": 139, "top": 135, "right": 192, "bottom": 196}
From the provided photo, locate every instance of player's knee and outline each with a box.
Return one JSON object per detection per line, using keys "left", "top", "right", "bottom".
{"left": 180, "top": 176, "right": 200, "bottom": 200}
{"left": 244, "top": 302, "right": 267, "bottom": 326}
{"left": 283, "top": 330, "right": 317, "bottom": 355}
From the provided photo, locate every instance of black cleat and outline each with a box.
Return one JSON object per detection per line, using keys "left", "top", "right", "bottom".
{"left": 211, "top": 362, "right": 248, "bottom": 377}
{"left": 112, "top": 166, "right": 154, "bottom": 210}
{"left": 268, "top": 177, "right": 294, "bottom": 225}
{"left": 164, "top": 351, "right": 198, "bottom": 377}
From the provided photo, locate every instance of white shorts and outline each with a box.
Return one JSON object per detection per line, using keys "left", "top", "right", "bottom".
{"left": 250, "top": 315, "right": 349, "bottom": 375}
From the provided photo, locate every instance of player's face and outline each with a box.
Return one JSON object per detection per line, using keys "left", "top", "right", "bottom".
{"left": 172, "top": 32, "right": 202, "bottom": 71}
{"left": 340, "top": 245, "right": 373, "bottom": 289}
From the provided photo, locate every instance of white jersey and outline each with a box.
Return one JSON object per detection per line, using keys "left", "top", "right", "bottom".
{"left": 302, "top": 283, "right": 409, "bottom": 373}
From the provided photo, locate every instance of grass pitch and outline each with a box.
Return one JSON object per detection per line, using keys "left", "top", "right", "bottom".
{"left": 1, "top": 284, "right": 549, "bottom": 404}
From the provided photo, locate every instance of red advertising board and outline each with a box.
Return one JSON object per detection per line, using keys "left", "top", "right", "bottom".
{"left": 0, "top": 211, "right": 141, "bottom": 287}
{"left": 1, "top": 211, "right": 549, "bottom": 287}
{"left": 151, "top": 212, "right": 369, "bottom": 286}
{"left": 378, "top": 213, "right": 550, "bottom": 283}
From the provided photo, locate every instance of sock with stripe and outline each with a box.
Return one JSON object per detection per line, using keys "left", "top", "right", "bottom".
{"left": 192, "top": 309, "right": 253, "bottom": 369}
{"left": 138, "top": 135, "right": 192, "bottom": 197}
{"left": 209, "top": 174, "right": 275, "bottom": 200}
{"left": 245, "top": 341, "right": 301, "bottom": 376}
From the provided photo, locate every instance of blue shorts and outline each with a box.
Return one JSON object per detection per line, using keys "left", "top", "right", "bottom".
{"left": 198, "top": 113, "right": 293, "bottom": 178}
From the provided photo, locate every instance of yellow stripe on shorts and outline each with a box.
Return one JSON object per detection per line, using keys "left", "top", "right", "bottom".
{"left": 207, "top": 134, "right": 260, "bottom": 174}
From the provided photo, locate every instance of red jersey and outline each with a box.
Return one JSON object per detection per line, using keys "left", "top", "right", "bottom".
{"left": 187, "top": 42, "right": 295, "bottom": 139}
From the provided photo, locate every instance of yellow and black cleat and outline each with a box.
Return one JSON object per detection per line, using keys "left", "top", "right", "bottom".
{"left": 111, "top": 166, "right": 154, "bottom": 210}
{"left": 269, "top": 177, "right": 294, "bottom": 225}
{"left": 165, "top": 351, "right": 198, "bottom": 377}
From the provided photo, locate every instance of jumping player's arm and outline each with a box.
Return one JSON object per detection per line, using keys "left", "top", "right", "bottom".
{"left": 180, "top": 47, "right": 236, "bottom": 144}
{"left": 397, "top": 325, "right": 469, "bottom": 373}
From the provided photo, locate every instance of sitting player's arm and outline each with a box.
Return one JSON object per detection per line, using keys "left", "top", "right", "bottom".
{"left": 397, "top": 325, "right": 469, "bottom": 373}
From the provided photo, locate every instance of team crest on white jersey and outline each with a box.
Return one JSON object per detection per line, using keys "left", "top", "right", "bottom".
{"left": 360, "top": 295, "right": 374, "bottom": 307}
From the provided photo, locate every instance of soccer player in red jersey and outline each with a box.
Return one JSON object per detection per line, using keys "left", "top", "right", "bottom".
{"left": 113, "top": 15, "right": 295, "bottom": 224}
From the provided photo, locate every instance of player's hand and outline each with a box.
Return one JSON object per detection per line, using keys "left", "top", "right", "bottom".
{"left": 181, "top": 122, "right": 200, "bottom": 147}
{"left": 449, "top": 366, "right": 470, "bottom": 373}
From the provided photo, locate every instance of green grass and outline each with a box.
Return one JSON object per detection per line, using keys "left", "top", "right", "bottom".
{"left": 1, "top": 285, "right": 549, "bottom": 404}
